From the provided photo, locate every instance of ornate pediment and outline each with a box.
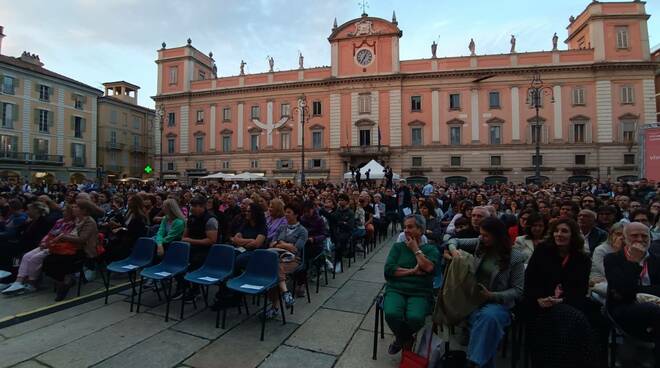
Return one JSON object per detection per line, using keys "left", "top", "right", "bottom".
{"left": 308, "top": 123, "right": 325, "bottom": 130}
{"left": 165, "top": 132, "right": 178, "bottom": 138}
{"left": 446, "top": 118, "right": 465, "bottom": 125}
{"left": 486, "top": 117, "right": 505, "bottom": 125}
{"left": 355, "top": 119, "right": 376, "bottom": 127}
{"left": 220, "top": 128, "right": 233, "bottom": 135}
{"left": 619, "top": 113, "right": 639, "bottom": 120}
{"left": 569, "top": 114, "right": 590, "bottom": 121}
{"left": 526, "top": 116, "right": 547, "bottom": 123}
{"left": 408, "top": 120, "right": 426, "bottom": 126}
{"left": 247, "top": 126, "right": 263, "bottom": 134}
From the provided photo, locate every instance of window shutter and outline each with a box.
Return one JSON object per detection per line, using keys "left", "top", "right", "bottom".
{"left": 81, "top": 118, "right": 86, "bottom": 132}
{"left": 568, "top": 123, "right": 575, "bottom": 143}
{"left": 543, "top": 125, "right": 549, "bottom": 144}
{"left": 71, "top": 92, "right": 76, "bottom": 101}
{"left": 34, "top": 109, "right": 39, "bottom": 126}
{"left": 11, "top": 103, "right": 17, "bottom": 122}
{"left": 321, "top": 159, "right": 326, "bottom": 169}
{"left": 585, "top": 122, "right": 592, "bottom": 143}
{"left": 276, "top": 160, "right": 282, "bottom": 169}
{"left": 70, "top": 143, "right": 74, "bottom": 158}
{"left": 48, "top": 111, "right": 54, "bottom": 128}
{"left": 13, "top": 78, "right": 19, "bottom": 94}
{"left": 70, "top": 116, "right": 75, "bottom": 131}
{"left": 82, "top": 95, "right": 87, "bottom": 104}
{"left": 307, "top": 159, "right": 313, "bottom": 169}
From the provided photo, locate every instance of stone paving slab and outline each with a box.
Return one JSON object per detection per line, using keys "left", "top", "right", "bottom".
{"left": 323, "top": 280, "right": 383, "bottom": 314}
{"left": 10, "top": 361, "right": 50, "bottom": 368}
{"left": 37, "top": 312, "right": 173, "bottom": 368}
{"left": 285, "top": 308, "right": 363, "bottom": 356}
{"left": 0, "top": 294, "right": 125, "bottom": 339}
{"left": 171, "top": 307, "right": 251, "bottom": 340}
{"left": 351, "top": 261, "right": 386, "bottom": 284}
{"left": 369, "top": 244, "right": 392, "bottom": 264}
{"left": 334, "top": 329, "right": 399, "bottom": 368}
{"left": 0, "top": 302, "right": 134, "bottom": 368}
{"left": 274, "top": 285, "right": 337, "bottom": 325}
{"left": 184, "top": 316, "right": 298, "bottom": 368}
{"left": 145, "top": 297, "right": 206, "bottom": 322}
{"left": 359, "top": 298, "right": 393, "bottom": 335}
{"left": 258, "top": 345, "right": 336, "bottom": 368}
{"left": 92, "top": 329, "right": 209, "bottom": 368}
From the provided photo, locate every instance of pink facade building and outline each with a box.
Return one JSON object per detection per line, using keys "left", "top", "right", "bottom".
{"left": 153, "top": 1, "right": 657, "bottom": 185}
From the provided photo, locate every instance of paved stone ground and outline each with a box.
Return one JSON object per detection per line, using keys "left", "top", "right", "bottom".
{"left": 0, "top": 237, "right": 404, "bottom": 368}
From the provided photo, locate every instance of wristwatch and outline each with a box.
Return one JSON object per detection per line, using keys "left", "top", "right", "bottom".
{"left": 415, "top": 249, "right": 423, "bottom": 256}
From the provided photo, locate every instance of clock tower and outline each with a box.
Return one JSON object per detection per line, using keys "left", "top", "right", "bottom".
{"left": 328, "top": 12, "right": 402, "bottom": 77}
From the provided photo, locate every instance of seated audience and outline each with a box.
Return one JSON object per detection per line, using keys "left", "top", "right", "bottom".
{"left": 590, "top": 222, "right": 624, "bottom": 298}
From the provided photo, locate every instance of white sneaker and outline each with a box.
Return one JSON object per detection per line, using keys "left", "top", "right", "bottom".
{"left": 20, "top": 284, "right": 37, "bottom": 294}
{"left": 325, "top": 259, "right": 334, "bottom": 271}
{"left": 334, "top": 263, "right": 343, "bottom": 273}
{"left": 84, "top": 269, "right": 96, "bottom": 282}
{"left": 0, "top": 283, "right": 11, "bottom": 292}
{"left": 1, "top": 282, "right": 25, "bottom": 294}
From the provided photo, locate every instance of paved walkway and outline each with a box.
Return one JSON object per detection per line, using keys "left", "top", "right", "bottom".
{"left": 0, "top": 237, "right": 401, "bottom": 368}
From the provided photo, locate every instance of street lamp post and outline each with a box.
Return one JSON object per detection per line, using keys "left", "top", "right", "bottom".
{"left": 529, "top": 70, "right": 554, "bottom": 184}
{"left": 157, "top": 105, "right": 164, "bottom": 184}
{"left": 293, "top": 94, "right": 310, "bottom": 185}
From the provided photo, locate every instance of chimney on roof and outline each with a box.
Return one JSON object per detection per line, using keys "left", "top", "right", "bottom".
{"left": 102, "top": 81, "right": 140, "bottom": 105}
{"left": 0, "top": 26, "right": 5, "bottom": 55}
{"left": 19, "top": 51, "right": 44, "bottom": 67}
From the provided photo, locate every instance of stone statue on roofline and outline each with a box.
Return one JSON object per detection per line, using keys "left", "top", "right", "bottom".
{"left": 240, "top": 60, "right": 246, "bottom": 75}
{"left": 469, "top": 38, "right": 476, "bottom": 56}
{"left": 431, "top": 41, "right": 437, "bottom": 58}
{"left": 299, "top": 52, "right": 304, "bottom": 69}
{"left": 510, "top": 35, "right": 516, "bottom": 53}
{"left": 268, "top": 56, "right": 274, "bottom": 72}
{"left": 552, "top": 32, "right": 559, "bottom": 51}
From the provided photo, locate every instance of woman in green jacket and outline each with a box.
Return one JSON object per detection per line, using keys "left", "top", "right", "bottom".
{"left": 383, "top": 214, "right": 439, "bottom": 354}
{"left": 155, "top": 198, "right": 185, "bottom": 257}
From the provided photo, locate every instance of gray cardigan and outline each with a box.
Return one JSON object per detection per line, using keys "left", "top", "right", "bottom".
{"left": 447, "top": 237, "right": 525, "bottom": 308}
{"left": 273, "top": 223, "right": 308, "bottom": 256}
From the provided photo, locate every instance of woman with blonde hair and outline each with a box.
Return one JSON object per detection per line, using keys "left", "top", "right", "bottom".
{"left": 154, "top": 198, "right": 185, "bottom": 257}
{"left": 266, "top": 198, "right": 287, "bottom": 243}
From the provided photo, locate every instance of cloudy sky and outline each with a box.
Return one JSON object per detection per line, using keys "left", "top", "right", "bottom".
{"left": 1, "top": 0, "right": 658, "bottom": 108}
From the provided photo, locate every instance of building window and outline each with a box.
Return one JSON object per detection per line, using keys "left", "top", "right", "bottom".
{"left": 198, "top": 70, "right": 206, "bottom": 80}
{"left": 251, "top": 159, "right": 259, "bottom": 169}
{"left": 312, "top": 131, "right": 323, "bottom": 149}
{"left": 132, "top": 116, "right": 141, "bottom": 130}
{"left": 195, "top": 136, "right": 204, "bottom": 153}
{"left": 312, "top": 101, "right": 322, "bottom": 116}
{"left": 359, "top": 129, "right": 371, "bottom": 146}
{"left": 450, "top": 156, "right": 461, "bottom": 167}
{"left": 250, "top": 134, "right": 259, "bottom": 151}
{"left": 575, "top": 154, "right": 586, "bottom": 166}
{"left": 73, "top": 94, "right": 85, "bottom": 110}
{"left": 167, "top": 112, "right": 176, "bottom": 127}
{"left": 621, "top": 120, "right": 636, "bottom": 143}
{"left": 38, "top": 109, "right": 49, "bottom": 133}
{"left": 411, "top": 127, "right": 423, "bottom": 146}
{"left": 122, "top": 112, "right": 128, "bottom": 127}
{"left": 449, "top": 126, "right": 461, "bottom": 145}
{"left": 531, "top": 124, "right": 543, "bottom": 144}
{"left": 167, "top": 138, "right": 175, "bottom": 154}
{"left": 411, "top": 96, "right": 422, "bottom": 111}
{"left": 281, "top": 132, "right": 290, "bottom": 150}
{"left": 310, "top": 159, "right": 323, "bottom": 169}
{"left": 572, "top": 122, "right": 586, "bottom": 143}
{"left": 72, "top": 143, "right": 85, "bottom": 166}
{"left": 222, "top": 135, "right": 231, "bottom": 152}
{"left": 39, "top": 85, "right": 50, "bottom": 102}
{"left": 251, "top": 105, "right": 260, "bottom": 119}
{"left": 449, "top": 94, "right": 461, "bottom": 110}
{"left": 110, "top": 130, "right": 117, "bottom": 145}
{"left": 169, "top": 67, "right": 178, "bottom": 85}
{"left": 110, "top": 110, "right": 118, "bottom": 124}
{"left": 624, "top": 154, "right": 635, "bottom": 165}
{"left": 223, "top": 107, "right": 231, "bottom": 121}
{"left": 1, "top": 103, "right": 16, "bottom": 129}
{"left": 0, "top": 134, "right": 18, "bottom": 153}
{"left": 1, "top": 76, "right": 15, "bottom": 95}
{"left": 194, "top": 160, "right": 204, "bottom": 169}
{"left": 281, "top": 103, "right": 291, "bottom": 117}
{"left": 222, "top": 161, "right": 230, "bottom": 169}
{"left": 34, "top": 138, "right": 48, "bottom": 158}
{"left": 490, "top": 155, "right": 502, "bottom": 167}
{"left": 167, "top": 162, "right": 175, "bottom": 171}
{"left": 74, "top": 116, "right": 83, "bottom": 138}
{"left": 277, "top": 159, "right": 291, "bottom": 169}
{"left": 196, "top": 110, "right": 204, "bottom": 123}
{"left": 133, "top": 134, "right": 140, "bottom": 150}
{"left": 488, "top": 92, "right": 500, "bottom": 109}
{"left": 358, "top": 94, "right": 371, "bottom": 114}
{"left": 572, "top": 87, "right": 585, "bottom": 106}
{"left": 412, "top": 156, "right": 422, "bottom": 167}
{"left": 620, "top": 86, "right": 634, "bottom": 104}
{"left": 615, "top": 26, "right": 629, "bottom": 49}
{"left": 532, "top": 155, "right": 543, "bottom": 166}
{"left": 489, "top": 125, "right": 501, "bottom": 145}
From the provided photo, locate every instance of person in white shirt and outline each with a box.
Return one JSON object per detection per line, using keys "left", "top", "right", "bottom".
{"left": 422, "top": 181, "right": 434, "bottom": 198}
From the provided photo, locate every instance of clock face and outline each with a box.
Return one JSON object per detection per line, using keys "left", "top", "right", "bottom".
{"left": 355, "top": 49, "right": 373, "bottom": 66}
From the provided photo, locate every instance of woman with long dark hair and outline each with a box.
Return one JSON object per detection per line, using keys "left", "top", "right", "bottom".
{"left": 106, "top": 195, "right": 148, "bottom": 262}
{"left": 513, "top": 212, "right": 547, "bottom": 262}
{"left": 231, "top": 202, "right": 267, "bottom": 270}
{"left": 524, "top": 218, "right": 602, "bottom": 368}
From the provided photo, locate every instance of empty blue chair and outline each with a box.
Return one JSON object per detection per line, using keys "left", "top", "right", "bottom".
{"left": 226, "top": 249, "right": 285, "bottom": 340}
{"left": 181, "top": 244, "right": 235, "bottom": 327}
{"left": 105, "top": 237, "right": 156, "bottom": 311}
{"left": 137, "top": 241, "right": 190, "bottom": 322}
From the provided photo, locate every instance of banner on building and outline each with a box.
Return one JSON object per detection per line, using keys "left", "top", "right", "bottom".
{"left": 643, "top": 127, "right": 660, "bottom": 182}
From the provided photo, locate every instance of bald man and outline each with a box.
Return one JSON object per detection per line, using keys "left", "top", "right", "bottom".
{"left": 604, "top": 222, "right": 660, "bottom": 365}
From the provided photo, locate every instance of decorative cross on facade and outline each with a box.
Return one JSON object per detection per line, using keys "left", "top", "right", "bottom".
{"left": 252, "top": 115, "right": 288, "bottom": 147}
{"left": 359, "top": 0, "right": 369, "bottom": 15}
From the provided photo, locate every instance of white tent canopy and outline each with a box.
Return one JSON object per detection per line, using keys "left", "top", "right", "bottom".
{"left": 233, "top": 172, "right": 267, "bottom": 182}
{"left": 343, "top": 159, "right": 400, "bottom": 181}
{"left": 201, "top": 172, "right": 235, "bottom": 180}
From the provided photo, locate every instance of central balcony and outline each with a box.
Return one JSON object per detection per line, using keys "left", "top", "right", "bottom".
{"left": 0, "top": 151, "right": 64, "bottom": 165}
{"left": 338, "top": 145, "right": 391, "bottom": 157}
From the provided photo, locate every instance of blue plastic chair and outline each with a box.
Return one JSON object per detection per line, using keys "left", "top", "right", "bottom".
{"left": 181, "top": 244, "right": 235, "bottom": 327}
{"left": 137, "top": 241, "right": 190, "bottom": 322}
{"left": 226, "top": 249, "right": 285, "bottom": 340}
{"left": 104, "top": 237, "right": 156, "bottom": 311}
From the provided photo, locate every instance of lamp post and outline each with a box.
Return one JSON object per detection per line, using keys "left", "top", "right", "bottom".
{"left": 528, "top": 70, "right": 554, "bottom": 184}
{"left": 292, "top": 94, "right": 311, "bottom": 185}
{"left": 157, "top": 105, "right": 164, "bottom": 184}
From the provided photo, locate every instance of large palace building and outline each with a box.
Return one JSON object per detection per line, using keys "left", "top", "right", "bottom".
{"left": 153, "top": 1, "right": 657, "bottom": 185}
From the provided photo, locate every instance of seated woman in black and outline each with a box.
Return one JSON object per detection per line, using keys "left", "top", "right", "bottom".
{"left": 524, "top": 217, "right": 602, "bottom": 368}
{"left": 231, "top": 202, "right": 267, "bottom": 270}
{"left": 605, "top": 222, "right": 660, "bottom": 366}
{"left": 106, "top": 195, "right": 148, "bottom": 262}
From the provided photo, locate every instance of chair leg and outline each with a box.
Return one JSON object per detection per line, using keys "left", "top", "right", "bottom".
{"left": 77, "top": 268, "right": 83, "bottom": 297}
{"left": 609, "top": 329, "right": 617, "bottom": 368}
{"left": 278, "top": 289, "right": 286, "bottom": 325}
{"left": 135, "top": 274, "right": 143, "bottom": 313}
{"left": 379, "top": 305, "right": 384, "bottom": 339}
{"left": 373, "top": 301, "right": 379, "bottom": 360}
{"left": 243, "top": 295, "right": 250, "bottom": 315}
{"left": 180, "top": 281, "right": 187, "bottom": 320}
{"left": 202, "top": 285, "right": 209, "bottom": 308}
{"left": 324, "top": 261, "right": 329, "bottom": 285}
{"left": 316, "top": 264, "right": 321, "bottom": 294}
{"left": 164, "top": 279, "right": 173, "bottom": 322}
{"left": 260, "top": 294, "right": 267, "bottom": 341}
{"left": 305, "top": 279, "right": 311, "bottom": 303}
{"left": 290, "top": 278, "right": 296, "bottom": 315}
{"left": 104, "top": 270, "right": 112, "bottom": 305}
{"left": 502, "top": 328, "right": 509, "bottom": 358}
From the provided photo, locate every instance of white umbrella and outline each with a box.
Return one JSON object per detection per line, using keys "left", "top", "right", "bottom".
{"left": 201, "top": 172, "right": 235, "bottom": 180}
{"left": 233, "top": 172, "right": 266, "bottom": 182}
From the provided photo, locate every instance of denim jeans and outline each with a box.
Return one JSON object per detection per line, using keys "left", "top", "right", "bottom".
{"left": 467, "top": 303, "right": 511, "bottom": 368}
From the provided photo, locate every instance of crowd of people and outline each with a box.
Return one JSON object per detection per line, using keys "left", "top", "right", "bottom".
{"left": 0, "top": 177, "right": 659, "bottom": 367}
